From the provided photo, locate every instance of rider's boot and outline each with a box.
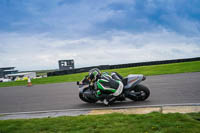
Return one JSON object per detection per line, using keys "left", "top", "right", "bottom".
{"left": 103, "top": 94, "right": 116, "bottom": 106}
{"left": 103, "top": 99, "right": 109, "bottom": 106}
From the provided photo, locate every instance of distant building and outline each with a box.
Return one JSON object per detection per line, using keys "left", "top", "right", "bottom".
{"left": 58, "top": 59, "right": 75, "bottom": 70}
{"left": 0, "top": 67, "right": 18, "bottom": 78}
{"left": 6, "top": 72, "right": 36, "bottom": 80}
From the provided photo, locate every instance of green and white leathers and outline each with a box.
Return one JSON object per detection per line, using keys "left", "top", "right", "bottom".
{"left": 96, "top": 72, "right": 124, "bottom": 96}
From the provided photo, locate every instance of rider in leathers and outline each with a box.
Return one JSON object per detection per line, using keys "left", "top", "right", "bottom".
{"left": 88, "top": 68, "right": 124, "bottom": 105}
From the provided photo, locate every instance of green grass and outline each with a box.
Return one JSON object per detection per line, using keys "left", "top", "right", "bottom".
{"left": 1, "top": 61, "right": 200, "bottom": 87}
{"left": 0, "top": 115, "right": 5, "bottom": 117}
{"left": 0, "top": 112, "right": 199, "bottom": 133}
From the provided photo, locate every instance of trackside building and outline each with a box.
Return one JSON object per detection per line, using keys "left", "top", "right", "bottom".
{"left": 6, "top": 72, "right": 36, "bottom": 80}
{"left": 0, "top": 67, "right": 18, "bottom": 78}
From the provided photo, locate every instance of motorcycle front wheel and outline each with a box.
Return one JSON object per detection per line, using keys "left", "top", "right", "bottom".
{"left": 79, "top": 87, "right": 98, "bottom": 103}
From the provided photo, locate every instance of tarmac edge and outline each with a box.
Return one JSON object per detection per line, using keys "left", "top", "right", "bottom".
{"left": 88, "top": 105, "right": 200, "bottom": 115}
{"left": 0, "top": 103, "right": 200, "bottom": 120}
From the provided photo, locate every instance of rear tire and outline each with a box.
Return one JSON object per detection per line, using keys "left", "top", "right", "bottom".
{"left": 128, "top": 84, "right": 150, "bottom": 101}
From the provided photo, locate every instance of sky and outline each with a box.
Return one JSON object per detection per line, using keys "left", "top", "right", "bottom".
{"left": 0, "top": 0, "right": 200, "bottom": 71}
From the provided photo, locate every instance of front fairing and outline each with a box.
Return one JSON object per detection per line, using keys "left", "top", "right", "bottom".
{"left": 78, "top": 84, "right": 89, "bottom": 93}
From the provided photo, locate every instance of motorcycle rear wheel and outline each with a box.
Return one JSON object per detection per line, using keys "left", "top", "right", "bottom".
{"left": 128, "top": 84, "right": 150, "bottom": 101}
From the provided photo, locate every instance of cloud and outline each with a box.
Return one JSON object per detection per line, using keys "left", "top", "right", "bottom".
{"left": 1, "top": 0, "right": 200, "bottom": 70}
{"left": 0, "top": 30, "right": 200, "bottom": 70}
{"left": 1, "top": 0, "right": 200, "bottom": 37}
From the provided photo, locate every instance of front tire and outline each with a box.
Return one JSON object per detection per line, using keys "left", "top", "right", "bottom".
{"left": 79, "top": 88, "right": 98, "bottom": 103}
{"left": 128, "top": 84, "right": 150, "bottom": 101}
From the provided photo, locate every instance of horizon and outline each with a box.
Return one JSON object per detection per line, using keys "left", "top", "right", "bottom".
{"left": 1, "top": 56, "right": 200, "bottom": 72}
{"left": 1, "top": 0, "right": 200, "bottom": 71}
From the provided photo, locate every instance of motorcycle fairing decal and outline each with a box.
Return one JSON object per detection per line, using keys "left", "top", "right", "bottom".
{"left": 98, "top": 79, "right": 109, "bottom": 83}
{"left": 97, "top": 82, "right": 116, "bottom": 92}
{"left": 128, "top": 78, "right": 138, "bottom": 84}
{"left": 113, "top": 81, "right": 123, "bottom": 96}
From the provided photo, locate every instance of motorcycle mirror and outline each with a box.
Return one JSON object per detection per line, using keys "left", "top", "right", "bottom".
{"left": 77, "top": 81, "right": 79, "bottom": 85}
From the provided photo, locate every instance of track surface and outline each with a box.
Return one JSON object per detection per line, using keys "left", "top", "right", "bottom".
{"left": 0, "top": 72, "right": 200, "bottom": 113}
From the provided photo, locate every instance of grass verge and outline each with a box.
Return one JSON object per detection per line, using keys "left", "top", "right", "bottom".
{"left": 0, "top": 115, "right": 5, "bottom": 117}
{"left": 0, "top": 61, "right": 200, "bottom": 87}
{"left": 0, "top": 112, "right": 200, "bottom": 133}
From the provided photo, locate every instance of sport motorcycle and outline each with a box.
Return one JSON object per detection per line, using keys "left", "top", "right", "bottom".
{"left": 77, "top": 72, "right": 150, "bottom": 104}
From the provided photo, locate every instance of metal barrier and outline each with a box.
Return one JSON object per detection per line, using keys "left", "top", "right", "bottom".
{"left": 47, "top": 57, "right": 200, "bottom": 76}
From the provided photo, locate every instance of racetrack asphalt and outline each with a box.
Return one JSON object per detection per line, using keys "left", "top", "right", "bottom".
{"left": 0, "top": 72, "right": 200, "bottom": 114}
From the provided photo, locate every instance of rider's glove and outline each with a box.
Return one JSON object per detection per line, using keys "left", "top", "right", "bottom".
{"left": 89, "top": 81, "right": 94, "bottom": 86}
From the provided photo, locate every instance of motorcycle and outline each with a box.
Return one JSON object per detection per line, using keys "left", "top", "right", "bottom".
{"left": 77, "top": 72, "right": 150, "bottom": 104}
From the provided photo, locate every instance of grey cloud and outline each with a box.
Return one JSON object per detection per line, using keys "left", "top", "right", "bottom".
{"left": 0, "top": 30, "right": 200, "bottom": 70}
